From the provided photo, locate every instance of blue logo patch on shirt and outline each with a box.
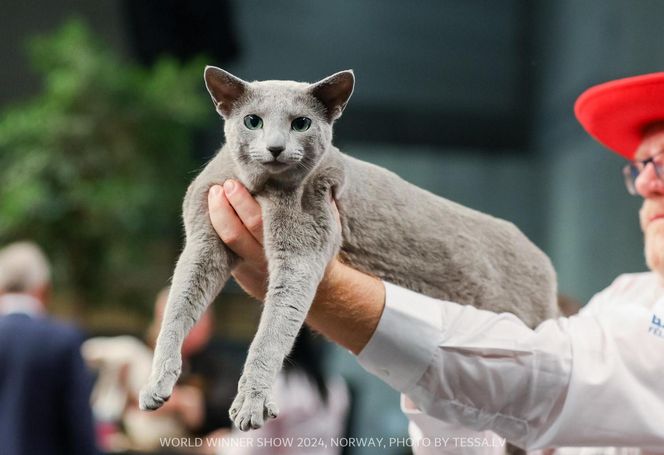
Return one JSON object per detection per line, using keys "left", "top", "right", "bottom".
{"left": 649, "top": 314, "right": 664, "bottom": 338}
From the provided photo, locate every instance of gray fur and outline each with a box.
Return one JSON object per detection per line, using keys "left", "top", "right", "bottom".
{"left": 140, "top": 67, "right": 558, "bottom": 435}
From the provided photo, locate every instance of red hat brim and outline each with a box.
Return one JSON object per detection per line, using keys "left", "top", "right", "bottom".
{"left": 575, "top": 72, "right": 664, "bottom": 160}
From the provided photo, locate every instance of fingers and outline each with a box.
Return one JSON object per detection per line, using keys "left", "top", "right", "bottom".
{"left": 208, "top": 186, "right": 265, "bottom": 264}
{"left": 223, "top": 180, "right": 264, "bottom": 244}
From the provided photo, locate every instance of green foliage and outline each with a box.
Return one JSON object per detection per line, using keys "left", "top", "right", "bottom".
{"left": 0, "top": 20, "right": 212, "bottom": 310}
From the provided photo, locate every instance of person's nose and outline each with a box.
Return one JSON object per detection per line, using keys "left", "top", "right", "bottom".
{"left": 635, "top": 161, "right": 664, "bottom": 197}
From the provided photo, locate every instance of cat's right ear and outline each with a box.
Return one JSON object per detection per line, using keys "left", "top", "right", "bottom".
{"left": 204, "top": 66, "right": 248, "bottom": 118}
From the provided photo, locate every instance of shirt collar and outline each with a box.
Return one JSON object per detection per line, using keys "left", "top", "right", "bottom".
{"left": 0, "top": 293, "right": 45, "bottom": 316}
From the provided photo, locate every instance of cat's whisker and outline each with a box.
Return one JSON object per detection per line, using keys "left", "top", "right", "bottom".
{"left": 296, "top": 160, "right": 314, "bottom": 173}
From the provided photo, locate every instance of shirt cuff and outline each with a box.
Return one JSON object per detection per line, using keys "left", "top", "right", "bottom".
{"left": 357, "top": 281, "right": 447, "bottom": 392}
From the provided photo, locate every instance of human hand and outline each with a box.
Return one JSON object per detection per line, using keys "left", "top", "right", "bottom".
{"left": 207, "top": 180, "right": 341, "bottom": 300}
{"left": 208, "top": 180, "right": 385, "bottom": 354}
{"left": 208, "top": 180, "right": 268, "bottom": 300}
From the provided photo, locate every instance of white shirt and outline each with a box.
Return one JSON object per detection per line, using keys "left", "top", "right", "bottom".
{"left": 357, "top": 273, "right": 664, "bottom": 453}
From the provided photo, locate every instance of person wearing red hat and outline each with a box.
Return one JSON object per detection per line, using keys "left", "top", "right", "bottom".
{"left": 204, "top": 74, "right": 664, "bottom": 453}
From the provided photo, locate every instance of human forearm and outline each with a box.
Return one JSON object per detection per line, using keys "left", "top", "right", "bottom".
{"left": 307, "top": 260, "right": 386, "bottom": 355}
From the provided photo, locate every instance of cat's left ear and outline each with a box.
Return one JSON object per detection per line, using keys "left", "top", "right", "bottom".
{"left": 309, "top": 70, "right": 355, "bottom": 121}
{"left": 204, "top": 66, "right": 248, "bottom": 118}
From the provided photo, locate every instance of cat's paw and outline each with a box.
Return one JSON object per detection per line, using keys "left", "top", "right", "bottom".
{"left": 139, "top": 357, "right": 181, "bottom": 411}
{"left": 139, "top": 370, "right": 180, "bottom": 411}
{"left": 138, "top": 383, "right": 171, "bottom": 411}
{"left": 229, "top": 388, "right": 279, "bottom": 431}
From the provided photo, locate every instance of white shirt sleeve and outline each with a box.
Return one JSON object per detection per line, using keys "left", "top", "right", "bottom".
{"left": 357, "top": 280, "right": 664, "bottom": 450}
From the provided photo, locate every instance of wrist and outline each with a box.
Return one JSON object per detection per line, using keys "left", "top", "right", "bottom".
{"left": 319, "top": 257, "right": 345, "bottom": 293}
{"left": 308, "top": 259, "right": 386, "bottom": 354}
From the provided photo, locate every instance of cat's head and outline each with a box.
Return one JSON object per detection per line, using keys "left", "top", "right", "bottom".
{"left": 204, "top": 67, "right": 354, "bottom": 183}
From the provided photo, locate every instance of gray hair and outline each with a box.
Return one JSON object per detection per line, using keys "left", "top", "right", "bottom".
{"left": 0, "top": 241, "right": 51, "bottom": 293}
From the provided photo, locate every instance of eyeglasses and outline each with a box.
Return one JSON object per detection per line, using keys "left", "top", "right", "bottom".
{"left": 623, "top": 149, "right": 664, "bottom": 195}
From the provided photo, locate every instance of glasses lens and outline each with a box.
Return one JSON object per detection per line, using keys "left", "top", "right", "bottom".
{"left": 623, "top": 164, "right": 639, "bottom": 196}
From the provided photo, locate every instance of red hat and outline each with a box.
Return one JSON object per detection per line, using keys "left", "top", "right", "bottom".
{"left": 575, "top": 72, "right": 664, "bottom": 160}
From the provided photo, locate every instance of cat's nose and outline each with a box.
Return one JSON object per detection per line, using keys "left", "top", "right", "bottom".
{"left": 268, "top": 146, "right": 285, "bottom": 158}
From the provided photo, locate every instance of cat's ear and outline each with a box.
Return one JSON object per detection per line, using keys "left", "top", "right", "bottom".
{"left": 309, "top": 70, "right": 355, "bottom": 121}
{"left": 204, "top": 66, "right": 248, "bottom": 118}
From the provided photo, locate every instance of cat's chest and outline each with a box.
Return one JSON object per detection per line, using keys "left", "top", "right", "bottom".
{"left": 254, "top": 191, "right": 302, "bottom": 217}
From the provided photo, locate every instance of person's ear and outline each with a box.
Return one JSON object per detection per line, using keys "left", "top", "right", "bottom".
{"left": 31, "top": 284, "right": 50, "bottom": 309}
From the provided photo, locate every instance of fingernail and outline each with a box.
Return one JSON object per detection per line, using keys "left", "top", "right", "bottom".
{"left": 210, "top": 185, "right": 222, "bottom": 197}
{"left": 223, "top": 179, "right": 235, "bottom": 194}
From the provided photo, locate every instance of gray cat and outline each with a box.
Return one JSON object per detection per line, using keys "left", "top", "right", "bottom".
{"left": 139, "top": 67, "right": 558, "bottom": 434}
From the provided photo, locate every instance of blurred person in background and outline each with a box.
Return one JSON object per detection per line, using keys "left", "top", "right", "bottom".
{"left": 83, "top": 286, "right": 244, "bottom": 453}
{"left": 205, "top": 73, "right": 664, "bottom": 453}
{"left": 83, "top": 334, "right": 189, "bottom": 452}
{"left": 212, "top": 327, "right": 350, "bottom": 455}
{"left": 0, "top": 241, "right": 98, "bottom": 455}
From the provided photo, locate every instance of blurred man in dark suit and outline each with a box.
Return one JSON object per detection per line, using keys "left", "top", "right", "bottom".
{"left": 0, "top": 241, "right": 98, "bottom": 455}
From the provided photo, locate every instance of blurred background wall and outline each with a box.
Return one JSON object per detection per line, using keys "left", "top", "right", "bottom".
{"left": 1, "top": 0, "right": 660, "bottom": 453}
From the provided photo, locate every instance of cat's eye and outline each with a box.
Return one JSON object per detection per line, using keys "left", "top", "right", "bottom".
{"left": 243, "top": 115, "right": 263, "bottom": 130}
{"left": 291, "top": 117, "right": 312, "bottom": 132}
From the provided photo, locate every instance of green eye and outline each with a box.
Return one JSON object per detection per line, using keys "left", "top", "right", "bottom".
{"left": 243, "top": 115, "right": 263, "bottom": 130}
{"left": 291, "top": 117, "right": 312, "bottom": 132}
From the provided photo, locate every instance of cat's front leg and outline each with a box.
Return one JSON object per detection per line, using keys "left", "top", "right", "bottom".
{"left": 230, "top": 193, "right": 341, "bottom": 431}
{"left": 140, "top": 227, "right": 234, "bottom": 411}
